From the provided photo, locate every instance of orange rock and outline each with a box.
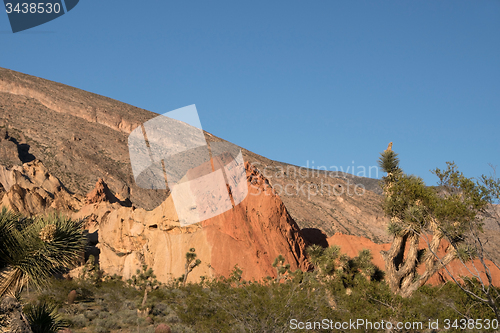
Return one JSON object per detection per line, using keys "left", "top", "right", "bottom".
{"left": 71, "top": 162, "right": 311, "bottom": 283}
{"left": 327, "top": 233, "right": 500, "bottom": 286}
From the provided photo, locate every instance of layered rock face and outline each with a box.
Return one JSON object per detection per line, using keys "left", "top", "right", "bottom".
{"left": 0, "top": 66, "right": 388, "bottom": 242}
{"left": 73, "top": 162, "right": 311, "bottom": 282}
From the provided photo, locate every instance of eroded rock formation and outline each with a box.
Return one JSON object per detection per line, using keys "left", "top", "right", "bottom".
{"left": 0, "top": 160, "right": 83, "bottom": 216}
{"left": 72, "top": 162, "right": 311, "bottom": 283}
{"left": 0, "top": 158, "right": 499, "bottom": 286}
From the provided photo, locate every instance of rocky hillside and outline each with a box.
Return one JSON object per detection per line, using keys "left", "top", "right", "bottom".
{"left": 1, "top": 67, "right": 499, "bottom": 284}
{"left": 1, "top": 158, "right": 498, "bottom": 285}
{"left": 0, "top": 66, "right": 388, "bottom": 243}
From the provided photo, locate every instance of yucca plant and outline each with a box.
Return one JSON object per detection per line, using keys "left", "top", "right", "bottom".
{"left": 23, "top": 300, "right": 68, "bottom": 333}
{"left": 0, "top": 207, "right": 86, "bottom": 298}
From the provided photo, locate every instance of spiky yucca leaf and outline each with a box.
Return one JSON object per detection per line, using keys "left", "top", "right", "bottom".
{"left": 24, "top": 301, "right": 68, "bottom": 333}
{"left": 305, "top": 244, "right": 324, "bottom": 268}
{"left": 455, "top": 244, "right": 477, "bottom": 262}
{"left": 0, "top": 207, "right": 22, "bottom": 267}
{"left": 0, "top": 210, "right": 86, "bottom": 298}
{"left": 356, "top": 249, "right": 373, "bottom": 268}
{"left": 387, "top": 222, "right": 404, "bottom": 237}
{"left": 0, "top": 266, "right": 24, "bottom": 298}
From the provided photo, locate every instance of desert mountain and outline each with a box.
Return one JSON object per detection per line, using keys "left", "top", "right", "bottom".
{"left": 0, "top": 157, "right": 311, "bottom": 282}
{"left": 1, "top": 67, "right": 499, "bottom": 283}
{"left": 0, "top": 67, "right": 386, "bottom": 243}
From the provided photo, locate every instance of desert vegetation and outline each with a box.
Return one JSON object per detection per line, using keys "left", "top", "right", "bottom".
{"left": 379, "top": 145, "right": 500, "bottom": 321}
{"left": 1, "top": 230, "right": 498, "bottom": 332}
{"left": 7, "top": 252, "right": 499, "bottom": 333}
{"left": 1, "top": 147, "right": 499, "bottom": 332}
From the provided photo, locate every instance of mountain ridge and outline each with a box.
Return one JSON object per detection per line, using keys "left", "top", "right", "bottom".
{"left": 0, "top": 66, "right": 389, "bottom": 243}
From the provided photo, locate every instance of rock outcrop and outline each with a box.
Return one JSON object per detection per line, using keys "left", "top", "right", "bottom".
{"left": 73, "top": 162, "right": 311, "bottom": 283}
{"left": 85, "top": 178, "right": 131, "bottom": 206}
{"left": 0, "top": 128, "right": 23, "bottom": 167}
{"left": 0, "top": 160, "right": 83, "bottom": 216}
{"left": 1, "top": 159, "right": 498, "bottom": 287}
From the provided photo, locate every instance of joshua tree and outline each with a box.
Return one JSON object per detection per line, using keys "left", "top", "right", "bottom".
{"left": 181, "top": 248, "right": 201, "bottom": 286}
{"left": 443, "top": 167, "right": 500, "bottom": 321}
{"left": 127, "top": 264, "right": 160, "bottom": 311}
{"left": 0, "top": 208, "right": 86, "bottom": 298}
{"left": 306, "top": 245, "right": 379, "bottom": 286}
{"left": 307, "top": 244, "right": 345, "bottom": 281}
{"left": 272, "top": 255, "right": 291, "bottom": 283}
{"left": 378, "top": 145, "right": 489, "bottom": 298}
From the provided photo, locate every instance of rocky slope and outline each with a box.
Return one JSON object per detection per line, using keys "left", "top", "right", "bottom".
{"left": 0, "top": 66, "right": 387, "bottom": 243}
{"left": 1, "top": 149, "right": 499, "bottom": 286}
{"left": 0, "top": 159, "right": 83, "bottom": 216}
{"left": 0, "top": 297, "right": 33, "bottom": 333}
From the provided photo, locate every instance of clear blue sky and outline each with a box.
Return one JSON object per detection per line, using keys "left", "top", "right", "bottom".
{"left": 1, "top": 1, "right": 499, "bottom": 185}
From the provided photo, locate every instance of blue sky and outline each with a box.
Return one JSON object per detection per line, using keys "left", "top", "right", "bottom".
{"left": 1, "top": 1, "right": 499, "bottom": 185}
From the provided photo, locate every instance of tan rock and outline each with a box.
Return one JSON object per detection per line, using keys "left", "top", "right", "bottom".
{"left": 73, "top": 162, "right": 311, "bottom": 283}
{"left": 0, "top": 160, "right": 83, "bottom": 216}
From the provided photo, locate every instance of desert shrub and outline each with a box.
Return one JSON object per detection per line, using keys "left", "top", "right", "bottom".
{"left": 18, "top": 258, "right": 500, "bottom": 332}
{"left": 24, "top": 300, "right": 68, "bottom": 333}
{"left": 84, "top": 309, "right": 98, "bottom": 321}
{"left": 151, "top": 302, "right": 170, "bottom": 316}
{"left": 97, "top": 310, "right": 109, "bottom": 319}
{"left": 175, "top": 278, "right": 333, "bottom": 333}
{"left": 66, "top": 313, "right": 87, "bottom": 328}
{"left": 93, "top": 316, "right": 122, "bottom": 331}
{"left": 169, "top": 324, "right": 196, "bottom": 333}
